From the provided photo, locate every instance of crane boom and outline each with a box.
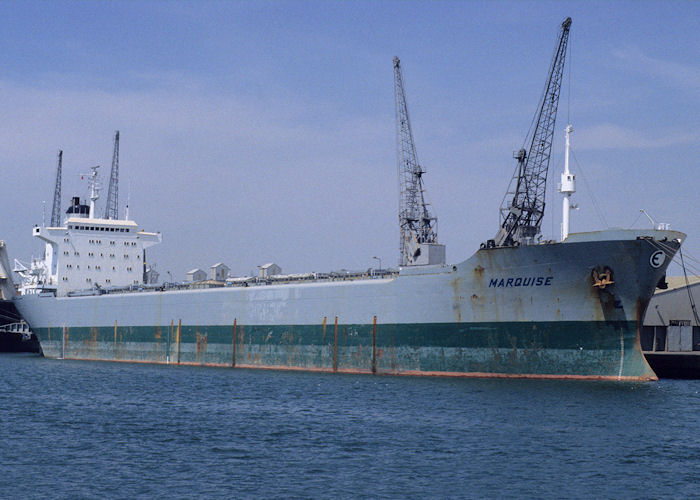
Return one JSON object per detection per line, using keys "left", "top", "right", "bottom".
{"left": 104, "top": 130, "right": 120, "bottom": 220}
{"left": 394, "top": 57, "right": 443, "bottom": 266}
{"left": 50, "top": 150, "right": 63, "bottom": 227}
{"left": 492, "top": 17, "right": 572, "bottom": 247}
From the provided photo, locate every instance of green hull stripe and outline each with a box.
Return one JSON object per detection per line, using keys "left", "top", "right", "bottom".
{"left": 36, "top": 321, "right": 654, "bottom": 379}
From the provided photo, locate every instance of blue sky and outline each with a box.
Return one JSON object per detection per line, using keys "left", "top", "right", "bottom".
{"left": 1, "top": 0, "right": 698, "bottom": 279}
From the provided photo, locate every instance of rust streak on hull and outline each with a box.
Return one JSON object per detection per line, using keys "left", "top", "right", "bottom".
{"left": 232, "top": 319, "right": 237, "bottom": 367}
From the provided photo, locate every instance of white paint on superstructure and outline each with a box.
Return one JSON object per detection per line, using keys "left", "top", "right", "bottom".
{"left": 16, "top": 167, "right": 161, "bottom": 296}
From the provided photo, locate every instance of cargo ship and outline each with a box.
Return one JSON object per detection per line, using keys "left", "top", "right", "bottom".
{"left": 11, "top": 17, "right": 686, "bottom": 380}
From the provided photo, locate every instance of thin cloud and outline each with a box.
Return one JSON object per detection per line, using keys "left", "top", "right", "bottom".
{"left": 575, "top": 123, "right": 700, "bottom": 151}
{"left": 0, "top": 74, "right": 397, "bottom": 275}
{"left": 612, "top": 47, "right": 700, "bottom": 93}
{"left": 0, "top": 76, "right": 389, "bottom": 164}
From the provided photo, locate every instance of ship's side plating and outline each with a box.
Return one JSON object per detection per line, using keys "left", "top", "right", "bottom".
{"left": 15, "top": 229, "right": 682, "bottom": 380}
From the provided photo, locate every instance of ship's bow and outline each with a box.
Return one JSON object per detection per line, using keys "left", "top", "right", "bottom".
{"left": 563, "top": 228, "right": 685, "bottom": 380}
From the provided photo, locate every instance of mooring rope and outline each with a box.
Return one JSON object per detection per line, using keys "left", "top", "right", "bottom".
{"left": 679, "top": 246, "right": 700, "bottom": 326}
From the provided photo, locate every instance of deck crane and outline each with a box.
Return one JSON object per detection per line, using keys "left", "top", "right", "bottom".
{"left": 49, "top": 150, "right": 63, "bottom": 227}
{"left": 394, "top": 57, "right": 445, "bottom": 266}
{"left": 491, "top": 17, "right": 572, "bottom": 247}
{"left": 104, "top": 130, "right": 120, "bottom": 220}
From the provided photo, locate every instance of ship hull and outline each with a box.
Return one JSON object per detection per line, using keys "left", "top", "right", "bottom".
{"left": 0, "top": 299, "right": 41, "bottom": 354}
{"left": 15, "top": 229, "right": 683, "bottom": 380}
{"left": 33, "top": 320, "right": 646, "bottom": 380}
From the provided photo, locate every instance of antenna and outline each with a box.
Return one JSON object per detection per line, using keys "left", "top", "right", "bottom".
{"left": 125, "top": 178, "right": 131, "bottom": 220}
{"left": 50, "top": 150, "right": 63, "bottom": 227}
{"left": 104, "top": 131, "right": 120, "bottom": 219}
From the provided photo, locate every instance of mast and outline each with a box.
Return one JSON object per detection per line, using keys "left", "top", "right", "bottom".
{"left": 104, "top": 130, "right": 120, "bottom": 220}
{"left": 560, "top": 124, "right": 575, "bottom": 240}
{"left": 88, "top": 166, "right": 100, "bottom": 219}
{"left": 394, "top": 56, "right": 440, "bottom": 266}
{"left": 492, "top": 17, "right": 572, "bottom": 247}
{"left": 50, "top": 150, "right": 63, "bottom": 227}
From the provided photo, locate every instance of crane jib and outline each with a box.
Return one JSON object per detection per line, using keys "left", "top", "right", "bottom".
{"left": 491, "top": 17, "right": 572, "bottom": 248}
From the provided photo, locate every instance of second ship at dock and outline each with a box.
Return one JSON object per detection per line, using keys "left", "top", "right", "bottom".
{"left": 12, "top": 17, "right": 686, "bottom": 380}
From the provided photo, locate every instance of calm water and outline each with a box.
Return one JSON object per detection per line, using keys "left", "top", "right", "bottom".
{"left": 1, "top": 354, "right": 698, "bottom": 499}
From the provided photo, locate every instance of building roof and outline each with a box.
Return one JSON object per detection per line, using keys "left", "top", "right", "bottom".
{"left": 211, "top": 262, "right": 229, "bottom": 269}
{"left": 660, "top": 276, "right": 700, "bottom": 293}
{"left": 189, "top": 279, "right": 226, "bottom": 288}
{"left": 65, "top": 216, "right": 139, "bottom": 228}
{"left": 187, "top": 268, "right": 204, "bottom": 274}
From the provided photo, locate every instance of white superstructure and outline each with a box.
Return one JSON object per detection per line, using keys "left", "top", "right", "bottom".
{"left": 16, "top": 166, "right": 161, "bottom": 296}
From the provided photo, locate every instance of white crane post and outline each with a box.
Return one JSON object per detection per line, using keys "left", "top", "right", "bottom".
{"left": 559, "top": 124, "right": 575, "bottom": 240}
{"left": 88, "top": 166, "right": 100, "bottom": 219}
